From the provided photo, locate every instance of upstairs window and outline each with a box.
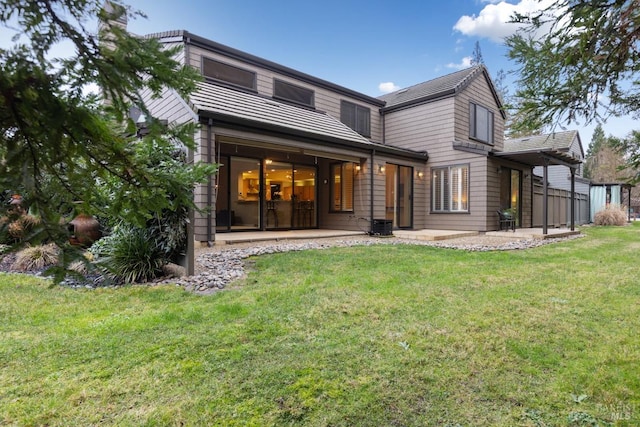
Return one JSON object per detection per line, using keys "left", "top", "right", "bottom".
{"left": 469, "top": 102, "right": 494, "bottom": 144}
{"left": 331, "top": 162, "right": 355, "bottom": 212}
{"left": 202, "top": 57, "right": 256, "bottom": 90}
{"left": 340, "top": 100, "right": 371, "bottom": 137}
{"left": 432, "top": 165, "right": 469, "bottom": 213}
{"left": 273, "top": 79, "right": 315, "bottom": 108}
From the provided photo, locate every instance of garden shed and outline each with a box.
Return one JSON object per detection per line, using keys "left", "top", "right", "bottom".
{"left": 590, "top": 183, "right": 634, "bottom": 222}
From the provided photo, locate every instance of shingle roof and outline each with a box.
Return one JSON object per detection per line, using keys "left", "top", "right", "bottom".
{"left": 378, "top": 65, "right": 486, "bottom": 110}
{"left": 190, "top": 82, "right": 374, "bottom": 146}
{"left": 190, "top": 82, "right": 429, "bottom": 161}
{"left": 504, "top": 130, "right": 578, "bottom": 153}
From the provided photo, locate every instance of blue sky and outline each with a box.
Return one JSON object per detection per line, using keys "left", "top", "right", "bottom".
{"left": 1, "top": 0, "right": 636, "bottom": 148}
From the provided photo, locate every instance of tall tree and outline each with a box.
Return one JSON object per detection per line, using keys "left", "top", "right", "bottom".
{"left": 470, "top": 41, "right": 484, "bottom": 65}
{"left": 506, "top": 1, "right": 640, "bottom": 134}
{"left": 583, "top": 127, "right": 626, "bottom": 183}
{"left": 583, "top": 124, "right": 607, "bottom": 179}
{"left": 0, "top": 2, "right": 214, "bottom": 257}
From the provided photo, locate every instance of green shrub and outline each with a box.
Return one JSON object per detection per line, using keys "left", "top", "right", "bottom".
{"left": 594, "top": 204, "right": 628, "bottom": 226}
{"left": 11, "top": 243, "right": 60, "bottom": 271}
{"left": 95, "top": 226, "right": 166, "bottom": 284}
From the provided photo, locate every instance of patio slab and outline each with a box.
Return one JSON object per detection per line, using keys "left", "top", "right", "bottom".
{"left": 388, "top": 229, "right": 479, "bottom": 241}
{"left": 485, "top": 228, "right": 581, "bottom": 239}
{"left": 210, "top": 229, "right": 365, "bottom": 245}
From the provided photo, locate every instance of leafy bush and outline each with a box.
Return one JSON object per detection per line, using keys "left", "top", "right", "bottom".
{"left": 95, "top": 226, "right": 166, "bottom": 283}
{"left": 11, "top": 243, "right": 60, "bottom": 271}
{"left": 594, "top": 204, "right": 628, "bottom": 226}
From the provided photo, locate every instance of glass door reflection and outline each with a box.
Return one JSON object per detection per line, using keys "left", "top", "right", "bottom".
{"left": 293, "top": 166, "right": 316, "bottom": 228}
{"left": 264, "top": 161, "right": 293, "bottom": 229}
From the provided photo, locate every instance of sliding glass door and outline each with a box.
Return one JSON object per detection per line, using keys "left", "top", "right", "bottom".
{"left": 264, "top": 161, "right": 316, "bottom": 229}
{"left": 385, "top": 163, "right": 413, "bottom": 229}
{"left": 216, "top": 156, "right": 261, "bottom": 232}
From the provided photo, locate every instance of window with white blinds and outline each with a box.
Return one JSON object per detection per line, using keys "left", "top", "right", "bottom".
{"left": 331, "top": 162, "right": 355, "bottom": 212}
{"left": 432, "top": 165, "right": 469, "bottom": 212}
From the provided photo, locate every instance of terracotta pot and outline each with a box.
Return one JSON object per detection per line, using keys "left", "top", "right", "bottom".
{"left": 69, "top": 214, "right": 102, "bottom": 246}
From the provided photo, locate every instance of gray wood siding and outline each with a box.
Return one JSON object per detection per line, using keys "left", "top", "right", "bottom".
{"left": 383, "top": 98, "right": 455, "bottom": 152}
{"left": 193, "top": 128, "right": 212, "bottom": 241}
{"left": 454, "top": 74, "right": 504, "bottom": 152}
{"left": 425, "top": 155, "right": 489, "bottom": 231}
{"left": 186, "top": 45, "right": 382, "bottom": 142}
{"left": 139, "top": 44, "right": 195, "bottom": 125}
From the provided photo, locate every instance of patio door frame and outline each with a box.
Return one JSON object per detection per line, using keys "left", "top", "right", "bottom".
{"left": 385, "top": 163, "right": 413, "bottom": 229}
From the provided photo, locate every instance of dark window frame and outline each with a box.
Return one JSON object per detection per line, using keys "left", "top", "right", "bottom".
{"left": 330, "top": 162, "right": 355, "bottom": 213}
{"left": 273, "top": 78, "right": 315, "bottom": 108}
{"left": 431, "top": 164, "right": 470, "bottom": 213}
{"left": 201, "top": 57, "right": 257, "bottom": 91}
{"left": 340, "top": 100, "right": 371, "bottom": 137}
{"left": 469, "top": 102, "right": 494, "bottom": 145}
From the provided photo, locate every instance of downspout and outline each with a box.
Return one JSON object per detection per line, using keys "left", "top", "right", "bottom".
{"left": 370, "top": 148, "right": 375, "bottom": 234}
{"left": 381, "top": 109, "right": 386, "bottom": 145}
{"left": 207, "top": 118, "right": 213, "bottom": 246}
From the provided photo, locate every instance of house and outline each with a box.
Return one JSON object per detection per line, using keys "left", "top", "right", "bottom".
{"left": 505, "top": 131, "right": 590, "bottom": 226}
{"left": 137, "top": 28, "right": 582, "bottom": 245}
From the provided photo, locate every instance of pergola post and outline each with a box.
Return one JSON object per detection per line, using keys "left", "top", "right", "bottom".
{"left": 543, "top": 159, "right": 549, "bottom": 235}
{"left": 628, "top": 186, "right": 633, "bottom": 222}
{"left": 570, "top": 167, "right": 576, "bottom": 231}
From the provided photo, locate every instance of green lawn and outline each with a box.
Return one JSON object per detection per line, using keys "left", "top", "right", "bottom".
{"left": 1, "top": 224, "right": 639, "bottom": 426}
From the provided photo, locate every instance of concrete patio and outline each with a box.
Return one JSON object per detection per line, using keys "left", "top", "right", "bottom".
{"left": 209, "top": 227, "right": 580, "bottom": 246}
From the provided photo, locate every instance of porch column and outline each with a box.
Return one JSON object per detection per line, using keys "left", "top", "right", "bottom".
{"left": 570, "top": 167, "right": 576, "bottom": 231}
{"left": 543, "top": 159, "right": 549, "bottom": 235}
{"left": 628, "top": 186, "right": 633, "bottom": 222}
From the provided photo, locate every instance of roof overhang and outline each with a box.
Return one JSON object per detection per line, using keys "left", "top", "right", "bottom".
{"left": 491, "top": 148, "right": 582, "bottom": 168}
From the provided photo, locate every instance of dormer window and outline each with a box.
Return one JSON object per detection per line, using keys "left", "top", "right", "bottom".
{"left": 273, "top": 79, "right": 315, "bottom": 108}
{"left": 469, "top": 102, "right": 494, "bottom": 145}
{"left": 202, "top": 57, "right": 256, "bottom": 91}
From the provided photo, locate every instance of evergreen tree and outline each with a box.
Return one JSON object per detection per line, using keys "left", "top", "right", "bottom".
{"left": 506, "top": 1, "right": 640, "bottom": 127}
{"left": 0, "top": 1, "right": 214, "bottom": 266}
{"left": 470, "top": 41, "right": 484, "bottom": 66}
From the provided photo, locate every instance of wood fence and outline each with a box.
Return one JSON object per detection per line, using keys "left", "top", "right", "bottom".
{"left": 533, "top": 184, "right": 590, "bottom": 228}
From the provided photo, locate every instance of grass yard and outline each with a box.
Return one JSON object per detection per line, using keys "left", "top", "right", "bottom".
{"left": 1, "top": 224, "right": 639, "bottom": 426}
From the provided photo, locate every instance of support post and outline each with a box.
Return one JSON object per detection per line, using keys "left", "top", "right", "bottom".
{"left": 629, "top": 186, "right": 633, "bottom": 222}
{"left": 543, "top": 159, "right": 549, "bottom": 235}
{"left": 570, "top": 167, "right": 576, "bottom": 231}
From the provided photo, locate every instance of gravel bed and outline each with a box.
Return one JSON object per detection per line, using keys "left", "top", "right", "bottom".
{"left": 173, "top": 233, "right": 584, "bottom": 294}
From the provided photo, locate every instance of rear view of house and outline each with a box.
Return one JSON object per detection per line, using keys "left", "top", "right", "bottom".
{"left": 136, "top": 27, "right": 582, "bottom": 245}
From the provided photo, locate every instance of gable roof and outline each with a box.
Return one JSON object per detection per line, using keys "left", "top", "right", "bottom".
{"left": 505, "top": 130, "right": 584, "bottom": 158}
{"left": 378, "top": 65, "right": 506, "bottom": 117}
{"left": 190, "top": 82, "right": 428, "bottom": 160}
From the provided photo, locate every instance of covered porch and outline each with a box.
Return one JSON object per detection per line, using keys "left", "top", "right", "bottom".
{"left": 492, "top": 144, "right": 583, "bottom": 235}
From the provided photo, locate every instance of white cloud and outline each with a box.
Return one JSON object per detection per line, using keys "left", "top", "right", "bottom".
{"left": 379, "top": 82, "right": 401, "bottom": 94}
{"left": 446, "top": 56, "right": 473, "bottom": 70}
{"left": 453, "top": 0, "right": 556, "bottom": 42}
